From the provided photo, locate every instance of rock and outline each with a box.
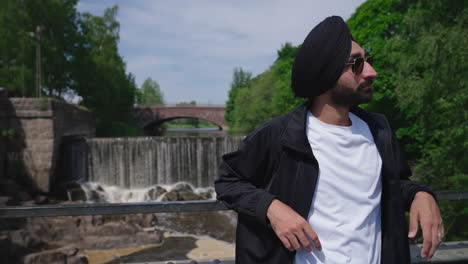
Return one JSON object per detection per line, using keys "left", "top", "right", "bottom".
{"left": 0, "top": 196, "right": 20, "bottom": 206}
{"left": 171, "top": 182, "right": 194, "bottom": 193}
{"left": 95, "top": 184, "right": 104, "bottom": 192}
{"left": 34, "top": 195, "right": 49, "bottom": 205}
{"left": 23, "top": 246, "right": 88, "bottom": 264}
{"left": 178, "top": 191, "right": 204, "bottom": 201}
{"left": 147, "top": 186, "right": 167, "bottom": 200}
{"left": 16, "top": 191, "right": 32, "bottom": 202}
{"left": 161, "top": 183, "right": 204, "bottom": 201}
{"left": 101, "top": 213, "right": 157, "bottom": 228}
{"left": 84, "top": 221, "right": 139, "bottom": 236}
{"left": 21, "top": 200, "right": 36, "bottom": 206}
{"left": 0, "top": 196, "right": 26, "bottom": 230}
{"left": 0, "top": 178, "right": 22, "bottom": 197}
{"left": 80, "top": 231, "right": 162, "bottom": 249}
{"left": 0, "top": 202, "right": 164, "bottom": 262}
{"left": 0, "top": 218, "right": 27, "bottom": 231}
{"left": 0, "top": 235, "right": 30, "bottom": 264}
{"left": 196, "top": 187, "right": 215, "bottom": 200}
{"left": 135, "top": 213, "right": 158, "bottom": 228}
{"left": 162, "top": 190, "right": 178, "bottom": 201}
{"left": 154, "top": 210, "right": 237, "bottom": 243}
{"left": 8, "top": 229, "right": 46, "bottom": 251}
{"left": 162, "top": 190, "right": 204, "bottom": 201}
{"left": 86, "top": 189, "right": 106, "bottom": 203}
{"left": 66, "top": 186, "right": 87, "bottom": 201}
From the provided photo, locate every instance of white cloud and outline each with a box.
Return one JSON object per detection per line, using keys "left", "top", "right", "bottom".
{"left": 77, "top": 0, "right": 366, "bottom": 104}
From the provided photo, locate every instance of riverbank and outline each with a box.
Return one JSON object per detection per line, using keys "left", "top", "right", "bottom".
{"left": 85, "top": 232, "right": 235, "bottom": 264}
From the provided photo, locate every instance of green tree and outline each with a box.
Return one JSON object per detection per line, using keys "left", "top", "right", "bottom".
{"left": 227, "top": 44, "right": 304, "bottom": 132}
{"left": 0, "top": 0, "right": 81, "bottom": 97}
{"left": 231, "top": 69, "right": 276, "bottom": 132}
{"left": 394, "top": 1, "right": 468, "bottom": 241}
{"left": 137, "top": 77, "right": 164, "bottom": 105}
{"left": 0, "top": 1, "right": 138, "bottom": 136}
{"left": 347, "top": 0, "right": 411, "bottom": 131}
{"left": 72, "top": 6, "right": 138, "bottom": 136}
{"left": 348, "top": 0, "right": 467, "bottom": 189}
{"left": 347, "top": 0, "right": 468, "bottom": 241}
{"left": 390, "top": 1, "right": 467, "bottom": 187}
{"left": 271, "top": 43, "right": 306, "bottom": 116}
{"left": 225, "top": 67, "right": 252, "bottom": 127}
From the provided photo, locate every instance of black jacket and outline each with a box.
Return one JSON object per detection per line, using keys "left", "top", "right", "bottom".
{"left": 215, "top": 104, "right": 433, "bottom": 264}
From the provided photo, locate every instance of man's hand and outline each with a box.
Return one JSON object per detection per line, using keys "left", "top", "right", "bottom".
{"left": 408, "top": 191, "right": 444, "bottom": 261}
{"left": 267, "top": 199, "right": 321, "bottom": 252}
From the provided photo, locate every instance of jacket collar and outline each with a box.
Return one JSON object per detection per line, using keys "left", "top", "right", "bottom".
{"left": 280, "top": 103, "right": 385, "bottom": 156}
{"left": 280, "top": 103, "right": 314, "bottom": 156}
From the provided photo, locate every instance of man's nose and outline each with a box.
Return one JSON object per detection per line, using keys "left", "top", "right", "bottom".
{"left": 362, "top": 61, "right": 378, "bottom": 79}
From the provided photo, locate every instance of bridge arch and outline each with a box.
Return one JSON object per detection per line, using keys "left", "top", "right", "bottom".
{"left": 134, "top": 105, "right": 227, "bottom": 134}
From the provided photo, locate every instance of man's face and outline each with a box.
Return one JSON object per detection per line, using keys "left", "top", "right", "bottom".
{"left": 330, "top": 41, "right": 378, "bottom": 106}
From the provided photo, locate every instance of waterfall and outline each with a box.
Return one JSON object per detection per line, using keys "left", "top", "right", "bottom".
{"left": 71, "top": 136, "right": 244, "bottom": 188}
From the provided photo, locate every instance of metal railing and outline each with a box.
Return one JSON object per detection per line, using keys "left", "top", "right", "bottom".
{"left": 1, "top": 190, "right": 467, "bottom": 218}
{"left": 0, "top": 200, "right": 228, "bottom": 218}
{"left": 134, "top": 104, "right": 226, "bottom": 108}
{"left": 1, "top": 190, "right": 467, "bottom": 264}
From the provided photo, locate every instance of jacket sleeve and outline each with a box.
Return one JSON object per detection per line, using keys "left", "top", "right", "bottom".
{"left": 215, "top": 123, "right": 278, "bottom": 226}
{"left": 392, "top": 130, "right": 436, "bottom": 211}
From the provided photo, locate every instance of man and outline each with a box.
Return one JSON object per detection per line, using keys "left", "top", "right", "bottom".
{"left": 215, "top": 16, "right": 443, "bottom": 264}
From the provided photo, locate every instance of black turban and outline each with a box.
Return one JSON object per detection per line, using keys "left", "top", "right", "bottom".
{"left": 291, "top": 16, "right": 354, "bottom": 98}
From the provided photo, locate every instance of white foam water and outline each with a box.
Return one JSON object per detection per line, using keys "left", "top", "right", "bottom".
{"left": 77, "top": 181, "right": 237, "bottom": 251}
{"left": 79, "top": 181, "right": 216, "bottom": 203}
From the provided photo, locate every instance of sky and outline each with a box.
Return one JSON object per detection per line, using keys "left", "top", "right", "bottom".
{"left": 76, "top": 0, "right": 367, "bottom": 105}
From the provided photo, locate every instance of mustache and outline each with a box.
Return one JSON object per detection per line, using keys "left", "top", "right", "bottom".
{"left": 358, "top": 79, "right": 373, "bottom": 90}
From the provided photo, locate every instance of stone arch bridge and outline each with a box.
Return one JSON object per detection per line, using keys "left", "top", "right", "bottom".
{"left": 134, "top": 105, "right": 227, "bottom": 133}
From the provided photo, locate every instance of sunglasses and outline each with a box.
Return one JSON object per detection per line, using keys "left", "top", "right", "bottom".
{"left": 346, "top": 56, "right": 372, "bottom": 75}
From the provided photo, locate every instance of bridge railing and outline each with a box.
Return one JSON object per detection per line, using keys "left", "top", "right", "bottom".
{"left": 1, "top": 190, "right": 467, "bottom": 264}
{"left": 135, "top": 103, "right": 226, "bottom": 107}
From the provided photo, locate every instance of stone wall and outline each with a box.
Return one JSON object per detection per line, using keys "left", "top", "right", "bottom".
{"left": 0, "top": 96, "right": 94, "bottom": 193}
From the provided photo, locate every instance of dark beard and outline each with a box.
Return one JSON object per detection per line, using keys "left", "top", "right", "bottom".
{"left": 330, "top": 80, "right": 373, "bottom": 106}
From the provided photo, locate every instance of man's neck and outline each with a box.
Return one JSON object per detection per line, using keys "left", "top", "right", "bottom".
{"left": 310, "top": 100, "right": 351, "bottom": 126}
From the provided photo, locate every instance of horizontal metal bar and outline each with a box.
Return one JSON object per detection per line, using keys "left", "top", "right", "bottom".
{"left": 435, "top": 190, "right": 468, "bottom": 201}
{"left": 0, "top": 191, "right": 466, "bottom": 219}
{"left": 124, "top": 258, "right": 234, "bottom": 264}
{"left": 0, "top": 200, "right": 229, "bottom": 218}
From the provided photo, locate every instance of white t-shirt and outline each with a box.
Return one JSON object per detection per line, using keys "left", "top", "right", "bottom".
{"left": 294, "top": 112, "right": 382, "bottom": 264}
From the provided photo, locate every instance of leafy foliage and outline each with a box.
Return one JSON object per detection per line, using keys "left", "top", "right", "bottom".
{"left": 231, "top": 69, "right": 276, "bottom": 132}
{"left": 226, "top": 44, "right": 305, "bottom": 132}
{"left": 72, "top": 6, "right": 138, "bottom": 137}
{"left": 225, "top": 67, "right": 252, "bottom": 127}
{"left": 0, "top": 1, "right": 139, "bottom": 136}
{"left": 271, "top": 43, "right": 306, "bottom": 116}
{"left": 346, "top": 0, "right": 410, "bottom": 131}
{"left": 136, "top": 77, "right": 164, "bottom": 105}
{"left": 0, "top": 0, "right": 81, "bottom": 97}
{"left": 390, "top": 1, "right": 467, "bottom": 187}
